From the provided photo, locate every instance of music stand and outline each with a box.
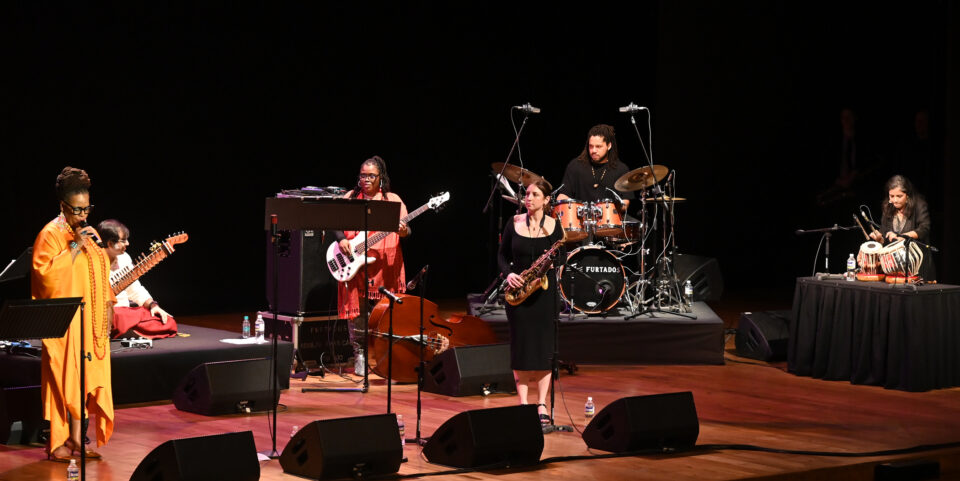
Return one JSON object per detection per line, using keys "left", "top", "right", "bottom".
{"left": 262, "top": 197, "right": 400, "bottom": 458}
{"left": 0, "top": 297, "right": 83, "bottom": 478}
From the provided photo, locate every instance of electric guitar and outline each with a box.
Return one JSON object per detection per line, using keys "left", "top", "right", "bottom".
{"left": 111, "top": 232, "right": 188, "bottom": 295}
{"left": 326, "top": 192, "right": 449, "bottom": 282}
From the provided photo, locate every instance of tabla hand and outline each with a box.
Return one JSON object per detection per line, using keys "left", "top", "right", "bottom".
{"left": 885, "top": 231, "right": 900, "bottom": 242}
{"left": 869, "top": 230, "right": 883, "bottom": 242}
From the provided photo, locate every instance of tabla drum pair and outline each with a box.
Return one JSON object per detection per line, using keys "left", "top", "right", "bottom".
{"left": 557, "top": 246, "right": 626, "bottom": 314}
{"left": 878, "top": 239, "right": 924, "bottom": 284}
{"left": 551, "top": 199, "right": 622, "bottom": 241}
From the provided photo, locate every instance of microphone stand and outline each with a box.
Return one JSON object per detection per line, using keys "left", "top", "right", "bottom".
{"left": 79, "top": 301, "right": 87, "bottom": 481}
{"left": 482, "top": 110, "right": 531, "bottom": 214}
{"left": 261, "top": 214, "right": 281, "bottom": 459}
{"left": 543, "top": 267, "right": 573, "bottom": 434}
{"left": 795, "top": 223, "right": 859, "bottom": 274}
{"left": 407, "top": 266, "right": 429, "bottom": 446}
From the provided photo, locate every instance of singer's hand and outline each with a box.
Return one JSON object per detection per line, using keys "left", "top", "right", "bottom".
{"left": 506, "top": 273, "right": 524, "bottom": 289}
{"left": 75, "top": 226, "right": 99, "bottom": 250}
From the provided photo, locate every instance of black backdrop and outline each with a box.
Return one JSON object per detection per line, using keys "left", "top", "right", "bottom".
{"left": 2, "top": 3, "right": 956, "bottom": 315}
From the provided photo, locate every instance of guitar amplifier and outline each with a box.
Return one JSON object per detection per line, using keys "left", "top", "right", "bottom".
{"left": 265, "top": 229, "right": 339, "bottom": 317}
{"left": 258, "top": 311, "right": 353, "bottom": 367}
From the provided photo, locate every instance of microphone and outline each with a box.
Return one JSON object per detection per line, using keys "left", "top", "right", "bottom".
{"left": 549, "top": 183, "right": 565, "bottom": 199}
{"left": 406, "top": 265, "right": 429, "bottom": 291}
{"left": 378, "top": 286, "right": 403, "bottom": 304}
{"left": 77, "top": 221, "right": 105, "bottom": 248}
{"left": 618, "top": 103, "right": 648, "bottom": 113}
{"left": 514, "top": 103, "right": 541, "bottom": 114}
{"left": 860, "top": 209, "right": 881, "bottom": 228}
{"left": 605, "top": 187, "right": 625, "bottom": 205}
{"left": 666, "top": 170, "right": 675, "bottom": 183}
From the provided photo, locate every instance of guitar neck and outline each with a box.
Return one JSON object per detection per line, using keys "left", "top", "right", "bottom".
{"left": 111, "top": 243, "right": 172, "bottom": 295}
{"left": 354, "top": 202, "right": 430, "bottom": 253}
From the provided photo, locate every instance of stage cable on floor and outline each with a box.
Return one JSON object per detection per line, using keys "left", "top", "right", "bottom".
{"left": 552, "top": 372, "right": 585, "bottom": 435}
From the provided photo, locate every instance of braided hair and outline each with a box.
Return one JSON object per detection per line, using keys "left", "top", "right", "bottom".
{"left": 352, "top": 155, "right": 392, "bottom": 198}
{"left": 575, "top": 124, "right": 621, "bottom": 167}
{"left": 55, "top": 166, "right": 91, "bottom": 202}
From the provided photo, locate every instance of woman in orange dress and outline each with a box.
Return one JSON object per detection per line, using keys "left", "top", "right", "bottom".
{"left": 31, "top": 167, "right": 115, "bottom": 461}
{"left": 335, "top": 156, "right": 409, "bottom": 360}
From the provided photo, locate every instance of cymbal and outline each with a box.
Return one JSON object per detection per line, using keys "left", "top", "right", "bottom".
{"left": 644, "top": 195, "right": 687, "bottom": 202}
{"left": 491, "top": 162, "right": 542, "bottom": 186}
{"left": 614, "top": 165, "right": 669, "bottom": 192}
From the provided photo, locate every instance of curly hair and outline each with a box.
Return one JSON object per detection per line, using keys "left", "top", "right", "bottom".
{"left": 881, "top": 174, "right": 922, "bottom": 220}
{"left": 352, "top": 155, "right": 392, "bottom": 198}
{"left": 575, "top": 124, "right": 621, "bottom": 167}
{"left": 55, "top": 166, "right": 91, "bottom": 202}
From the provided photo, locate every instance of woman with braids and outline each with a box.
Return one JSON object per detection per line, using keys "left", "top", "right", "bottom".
{"left": 335, "top": 156, "right": 409, "bottom": 364}
{"left": 869, "top": 174, "right": 936, "bottom": 280}
{"left": 31, "top": 167, "right": 115, "bottom": 461}
{"left": 556, "top": 123, "right": 634, "bottom": 209}
{"left": 499, "top": 178, "right": 564, "bottom": 425}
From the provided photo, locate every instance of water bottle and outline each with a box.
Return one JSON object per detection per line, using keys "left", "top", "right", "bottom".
{"left": 67, "top": 459, "right": 79, "bottom": 481}
{"left": 242, "top": 315, "right": 251, "bottom": 339}
{"left": 397, "top": 414, "right": 405, "bottom": 447}
{"left": 683, "top": 280, "right": 694, "bottom": 306}
{"left": 846, "top": 253, "right": 857, "bottom": 281}
{"left": 584, "top": 396, "right": 595, "bottom": 419}
{"left": 354, "top": 348, "right": 365, "bottom": 374}
{"left": 255, "top": 314, "right": 265, "bottom": 340}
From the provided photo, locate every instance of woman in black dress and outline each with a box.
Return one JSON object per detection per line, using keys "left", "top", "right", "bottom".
{"left": 498, "top": 179, "right": 564, "bottom": 423}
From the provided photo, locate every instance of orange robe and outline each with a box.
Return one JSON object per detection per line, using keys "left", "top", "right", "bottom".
{"left": 31, "top": 215, "right": 115, "bottom": 451}
{"left": 337, "top": 191, "right": 407, "bottom": 319}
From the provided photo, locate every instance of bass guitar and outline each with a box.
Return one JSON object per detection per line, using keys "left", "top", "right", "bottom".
{"left": 326, "top": 192, "right": 449, "bottom": 282}
{"left": 111, "top": 232, "right": 188, "bottom": 295}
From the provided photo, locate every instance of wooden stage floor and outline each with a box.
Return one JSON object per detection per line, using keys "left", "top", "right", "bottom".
{"left": 2, "top": 292, "right": 960, "bottom": 480}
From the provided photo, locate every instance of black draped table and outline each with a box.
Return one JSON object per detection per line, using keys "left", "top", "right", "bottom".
{"left": 788, "top": 277, "right": 960, "bottom": 392}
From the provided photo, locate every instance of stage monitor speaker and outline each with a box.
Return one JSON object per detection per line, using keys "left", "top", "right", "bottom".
{"left": 582, "top": 391, "right": 699, "bottom": 453}
{"left": 265, "top": 229, "right": 338, "bottom": 316}
{"left": 675, "top": 254, "right": 724, "bottom": 302}
{"left": 0, "top": 385, "right": 42, "bottom": 445}
{"left": 279, "top": 414, "right": 402, "bottom": 480}
{"left": 422, "top": 343, "right": 515, "bottom": 397}
{"left": 130, "top": 430, "right": 258, "bottom": 481}
{"left": 172, "top": 358, "right": 279, "bottom": 416}
{"left": 735, "top": 310, "right": 791, "bottom": 361}
{"left": 423, "top": 405, "right": 544, "bottom": 468}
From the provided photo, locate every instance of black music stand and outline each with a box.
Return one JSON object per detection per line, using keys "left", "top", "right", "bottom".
{"left": 0, "top": 297, "right": 84, "bottom": 477}
{"left": 262, "top": 197, "right": 400, "bottom": 457}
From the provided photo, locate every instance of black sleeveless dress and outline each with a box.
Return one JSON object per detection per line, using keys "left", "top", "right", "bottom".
{"left": 498, "top": 220, "right": 563, "bottom": 371}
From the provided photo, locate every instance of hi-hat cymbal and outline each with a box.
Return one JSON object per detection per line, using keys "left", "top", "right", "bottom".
{"left": 644, "top": 195, "right": 687, "bottom": 202}
{"left": 614, "top": 165, "right": 669, "bottom": 192}
{"left": 491, "top": 162, "right": 543, "bottom": 186}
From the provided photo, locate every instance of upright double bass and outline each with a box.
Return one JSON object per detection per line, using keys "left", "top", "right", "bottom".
{"left": 366, "top": 295, "right": 498, "bottom": 382}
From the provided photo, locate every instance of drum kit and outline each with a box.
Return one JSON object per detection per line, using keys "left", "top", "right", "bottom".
{"left": 490, "top": 162, "right": 693, "bottom": 316}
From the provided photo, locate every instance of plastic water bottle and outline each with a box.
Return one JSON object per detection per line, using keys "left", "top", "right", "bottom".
{"left": 255, "top": 314, "right": 265, "bottom": 340}
{"left": 846, "top": 253, "right": 857, "bottom": 281}
{"left": 354, "top": 348, "right": 365, "bottom": 375}
{"left": 397, "top": 414, "right": 405, "bottom": 447}
{"left": 584, "top": 396, "right": 595, "bottom": 419}
{"left": 683, "top": 280, "right": 694, "bottom": 306}
{"left": 242, "top": 315, "right": 251, "bottom": 339}
{"left": 67, "top": 459, "right": 79, "bottom": 481}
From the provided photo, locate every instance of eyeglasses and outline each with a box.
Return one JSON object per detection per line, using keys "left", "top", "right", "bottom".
{"left": 358, "top": 173, "right": 380, "bottom": 181}
{"left": 115, "top": 238, "right": 130, "bottom": 245}
{"left": 62, "top": 202, "right": 94, "bottom": 215}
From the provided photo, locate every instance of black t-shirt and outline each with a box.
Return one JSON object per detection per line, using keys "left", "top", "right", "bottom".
{"left": 557, "top": 158, "right": 634, "bottom": 202}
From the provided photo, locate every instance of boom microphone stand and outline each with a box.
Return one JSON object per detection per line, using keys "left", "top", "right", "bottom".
{"left": 543, "top": 267, "right": 573, "bottom": 434}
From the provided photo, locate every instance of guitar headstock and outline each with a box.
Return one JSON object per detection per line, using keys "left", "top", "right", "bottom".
{"left": 428, "top": 192, "right": 451, "bottom": 211}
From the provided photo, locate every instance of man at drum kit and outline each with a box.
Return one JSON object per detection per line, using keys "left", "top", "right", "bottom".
{"left": 556, "top": 124, "right": 634, "bottom": 209}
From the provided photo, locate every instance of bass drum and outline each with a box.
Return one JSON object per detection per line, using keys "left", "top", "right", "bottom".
{"left": 558, "top": 246, "right": 626, "bottom": 314}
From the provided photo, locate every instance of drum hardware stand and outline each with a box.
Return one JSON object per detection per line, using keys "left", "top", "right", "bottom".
{"left": 476, "top": 273, "right": 505, "bottom": 316}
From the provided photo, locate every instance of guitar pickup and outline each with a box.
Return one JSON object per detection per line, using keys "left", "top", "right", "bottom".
{"left": 328, "top": 259, "right": 339, "bottom": 272}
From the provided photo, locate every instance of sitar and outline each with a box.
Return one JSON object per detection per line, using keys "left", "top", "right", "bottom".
{"left": 111, "top": 232, "right": 188, "bottom": 295}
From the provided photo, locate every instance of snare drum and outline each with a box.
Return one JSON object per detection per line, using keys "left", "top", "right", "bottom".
{"left": 856, "top": 241, "right": 884, "bottom": 281}
{"left": 558, "top": 246, "right": 626, "bottom": 314}
{"left": 879, "top": 239, "right": 924, "bottom": 277}
{"left": 591, "top": 199, "right": 623, "bottom": 237}
{"left": 552, "top": 199, "right": 588, "bottom": 242}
